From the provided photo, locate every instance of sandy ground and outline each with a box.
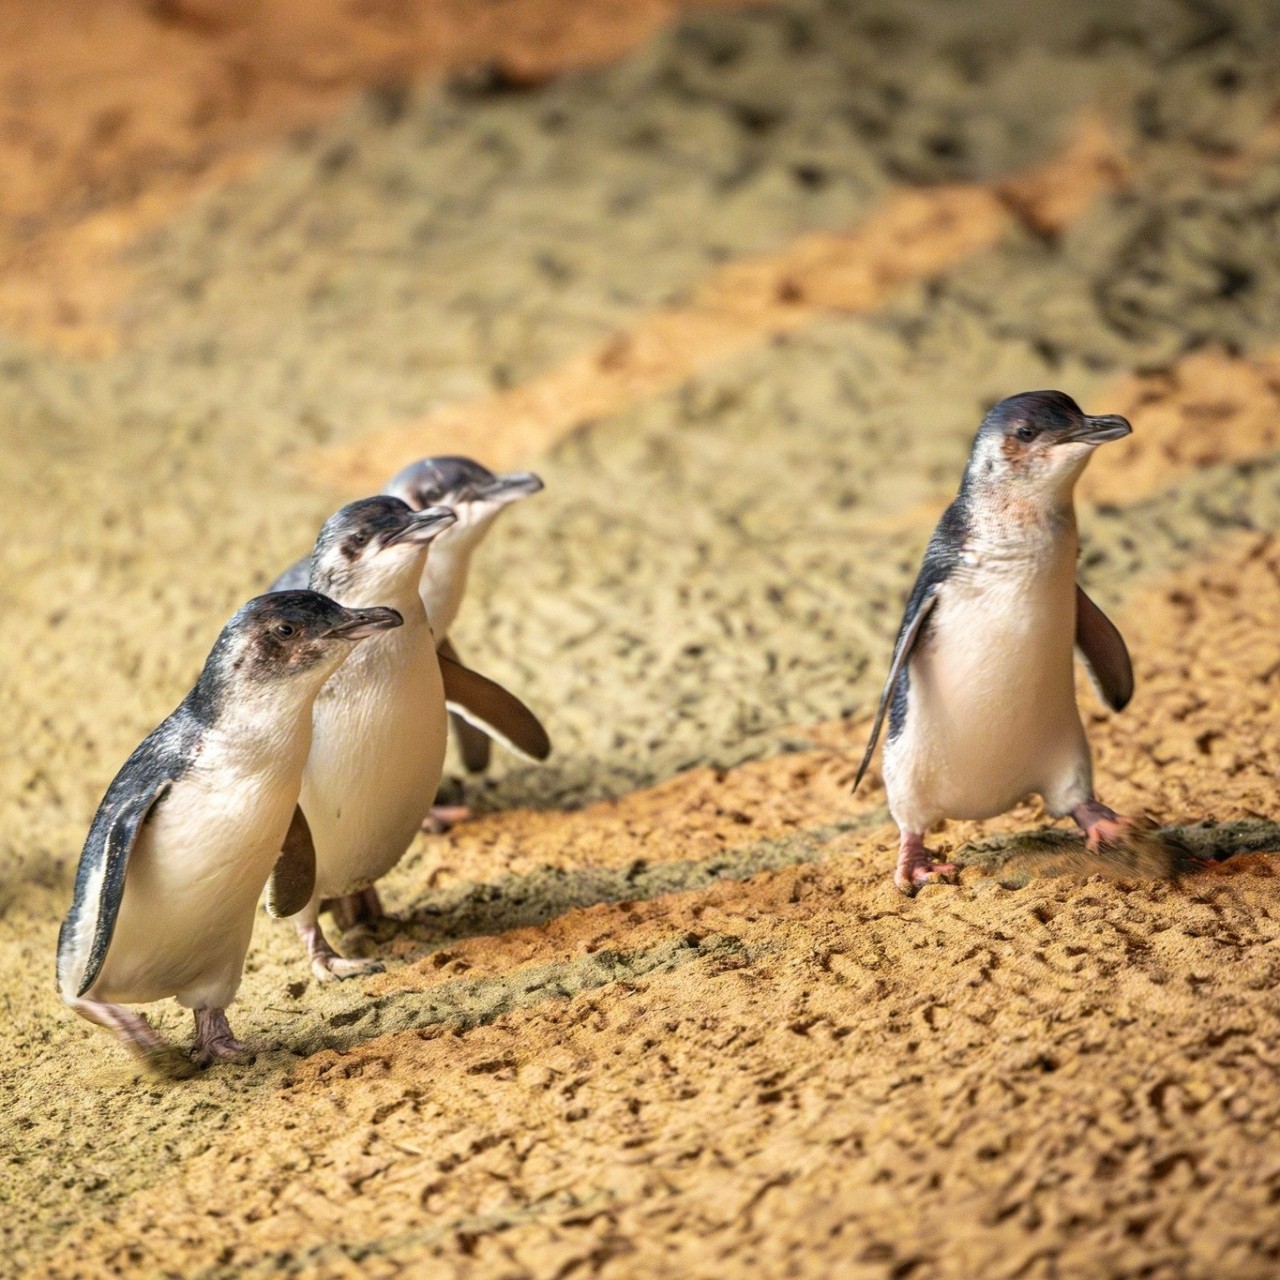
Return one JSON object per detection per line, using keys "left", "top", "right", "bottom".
{"left": 3, "top": 1, "right": 1280, "bottom": 1276}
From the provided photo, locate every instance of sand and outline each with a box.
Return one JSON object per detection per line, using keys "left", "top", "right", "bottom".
{"left": 3, "top": 1, "right": 1280, "bottom": 1276}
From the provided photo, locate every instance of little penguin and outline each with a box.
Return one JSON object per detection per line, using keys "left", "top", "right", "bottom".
{"left": 853, "top": 390, "right": 1140, "bottom": 894}
{"left": 274, "top": 456, "right": 545, "bottom": 778}
{"left": 281, "top": 496, "right": 550, "bottom": 978}
{"left": 56, "top": 591, "right": 402, "bottom": 1065}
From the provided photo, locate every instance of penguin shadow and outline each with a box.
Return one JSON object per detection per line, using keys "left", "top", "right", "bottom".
{"left": 286, "top": 928, "right": 753, "bottom": 1060}
{"left": 957, "top": 817, "right": 1280, "bottom": 888}
{"left": 273, "top": 816, "right": 879, "bottom": 1060}
{"left": 336, "top": 815, "right": 874, "bottom": 961}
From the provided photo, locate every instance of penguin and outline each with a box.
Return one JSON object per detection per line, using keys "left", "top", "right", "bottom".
{"left": 56, "top": 591, "right": 402, "bottom": 1065}
{"left": 284, "top": 496, "right": 549, "bottom": 978}
{"left": 853, "top": 391, "right": 1139, "bottom": 894}
{"left": 273, "top": 457, "right": 545, "bottom": 778}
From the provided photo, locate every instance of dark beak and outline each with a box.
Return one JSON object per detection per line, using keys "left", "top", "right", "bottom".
{"left": 324, "top": 606, "right": 403, "bottom": 640}
{"left": 1069, "top": 413, "right": 1132, "bottom": 445}
{"left": 384, "top": 505, "right": 457, "bottom": 545}
{"left": 476, "top": 471, "right": 544, "bottom": 501}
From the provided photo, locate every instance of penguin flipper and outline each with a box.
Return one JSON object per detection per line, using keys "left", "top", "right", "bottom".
{"left": 438, "top": 654, "right": 552, "bottom": 763}
{"left": 1075, "top": 585, "right": 1133, "bottom": 712}
{"left": 75, "top": 779, "right": 174, "bottom": 997}
{"left": 438, "top": 638, "right": 492, "bottom": 773}
{"left": 266, "top": 805, "right": 317, "bottom": 919}
{"left": 852, "top": 592, "right": 938, "bottom": 794}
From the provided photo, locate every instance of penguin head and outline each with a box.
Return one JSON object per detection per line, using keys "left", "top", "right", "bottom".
{"left": 309, "top": 496, "right": 457, "bottom": 603}
{"left": 384, "top": 455, "right": 543, "bottom": 548}
{"left": 211, "top": 591, "right": 403, "bottom": 690}
{"left": 965, "top": 391, "right": 1131, "bottom": 505}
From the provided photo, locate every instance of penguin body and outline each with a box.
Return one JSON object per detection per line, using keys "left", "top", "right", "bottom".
{"left": 854, "top": 391, "right": 1135, "bottom": 892}
{"left": 302, "top": 580, "right": 446, "bottom": 902}
{"left": 881, "top": 489, "right": 1091, "bottom": 833}
{"left": 282, "top": 496, "right": 549, "bottom": 977}
{"left": 57, "top": 592, "right": 401, "bottom": 1062}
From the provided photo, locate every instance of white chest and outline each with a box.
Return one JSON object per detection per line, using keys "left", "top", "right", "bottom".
{"left": 302, "top": 617, "right": 448, "bottom": 893}
{"left": 883, "top": 533, "right": 1090, "bottom": 827}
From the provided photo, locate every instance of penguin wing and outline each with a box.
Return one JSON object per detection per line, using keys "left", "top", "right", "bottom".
{"left": 74, "top": 777, "right": 175, "bottom": 997}
{"left": 438, "top": 637, "right": 493, "bottom": 773}
{"left": 265, "top": 805, "right": 317, "bottom": 919}
{"left": 852, "top": 591, "right": 938, "bottom": 793}
{"left": 1075, "top": 585, "right": 1134, "bottom": 712}
{"left": 438, "top": 654, "right": 552, "bottom": 762}
{"left": 852, "top": 496, "right": 967, "bottom": 794}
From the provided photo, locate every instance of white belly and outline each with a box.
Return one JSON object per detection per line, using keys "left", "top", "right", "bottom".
{"left": 883, "top": 556, "right": 1091, "bottom": 832}
{"left": 89, "top": 757, "right": 300, "bottom": 1009}
{"left": 302, "top": 619, "right": 447, "bottom": 898}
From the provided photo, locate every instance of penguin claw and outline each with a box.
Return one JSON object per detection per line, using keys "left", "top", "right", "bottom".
{"left": 894, "top": 862, "right": 959, "bottom": 895}
{"left": 310, "top": 955, "right": 385, "bottom": 983}
{"left": 190, "top": 1038, "right": 251, "bottom": 1069}
{"left": 421, "top": 804, "right": 472, "bottom": 834}
{"left": 1084, "top": 815, "right": 1139, "bottom": 853}
{"left": 298, "top": 919, "right": 385, "bottom": 982}
{"left": 190, "top": 1009, "right": 251, "bottom": 1068}
{"left": 894, "top": 832, "right": 958, "bottom": 895}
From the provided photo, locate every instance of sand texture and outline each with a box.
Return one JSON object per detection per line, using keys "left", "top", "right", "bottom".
{"left": 3, "top": 1, "right": 1280, "bottom": 1277}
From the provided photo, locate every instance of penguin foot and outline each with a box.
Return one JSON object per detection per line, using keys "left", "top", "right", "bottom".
{"left": 325, "top": 885, "right": 386, "bottom": 932}
{"left": 421, "top": 804, "right": 472, "bottom": 834}
{"left": 1071, "top": 800, "right": 1198, "bottom": 878}
{"left": 1073, "top": 799, "right": 1128, "bottom": 850}
{"left": 1087, "top": 819, "right": 1135, "bottom": 852}
{"left": 69, "top": 997, "right": 170, "bottom": 1062}
{"left": 190, "top": 1008, "right": 250, "bottom": 1068}
{"left": 299, "top": 920, "right": 385, "bottom": 982}
{"left": 311, "top": 955, "right": 386, "bottom": 983}
{"left": 894, "top": 833, "right": 958, "bottom": 895}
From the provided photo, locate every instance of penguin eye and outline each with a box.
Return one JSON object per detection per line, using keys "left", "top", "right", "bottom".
{"left": 274, "top": 622, "right": 296, "bottom": 638}
{"left": 350, "top": 531, "right": 369, "bottom": 547}
{"left": 1014, "top": 424, "right": 1037, "bottom": 443}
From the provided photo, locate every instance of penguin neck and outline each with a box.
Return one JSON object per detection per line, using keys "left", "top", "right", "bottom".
{"left": 205, "top": 673, "right": 327, "bottom": 772}
{"left": 960, "top": 478, "right": 1079, "bottom": 570}
{"left": 419, "top": 536, "right": 475, "bottom": 638}
{"left": 327, "top": 568, "right": 429, "bottom": 618}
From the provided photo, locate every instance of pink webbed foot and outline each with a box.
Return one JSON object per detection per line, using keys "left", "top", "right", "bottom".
{"left": 421, "top": 804, "right": 472, "bottom": 834}
{"left": 190, "top": 1008, "right": 250, "bottom": 1068}
{"left": 1073, "top": 800, "right": 1137, "bottom": 854}
{"left": 68, "top": 997, "right": 169, "bottom": 1062}
{"left": 297, "top": 918, "right": 385, "bottom": 983}
{"left": 894, "top": 832, "right": 958, "bottom": 895}
{"left": 1071, "top": 799, "right": 1201, "bottom": 877}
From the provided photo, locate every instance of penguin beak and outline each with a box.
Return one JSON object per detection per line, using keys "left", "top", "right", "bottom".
{"left": 475, "top": 471, "right": 544, "bottom": 502}
{"left": 1069, "top": 414, "right": 1132, "bottom": 445}
{"left": 384, "top": 505, "right": 457, "bottom": 545}
{"left": 324, "top": 606, "right": 403, "bottom": 640}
